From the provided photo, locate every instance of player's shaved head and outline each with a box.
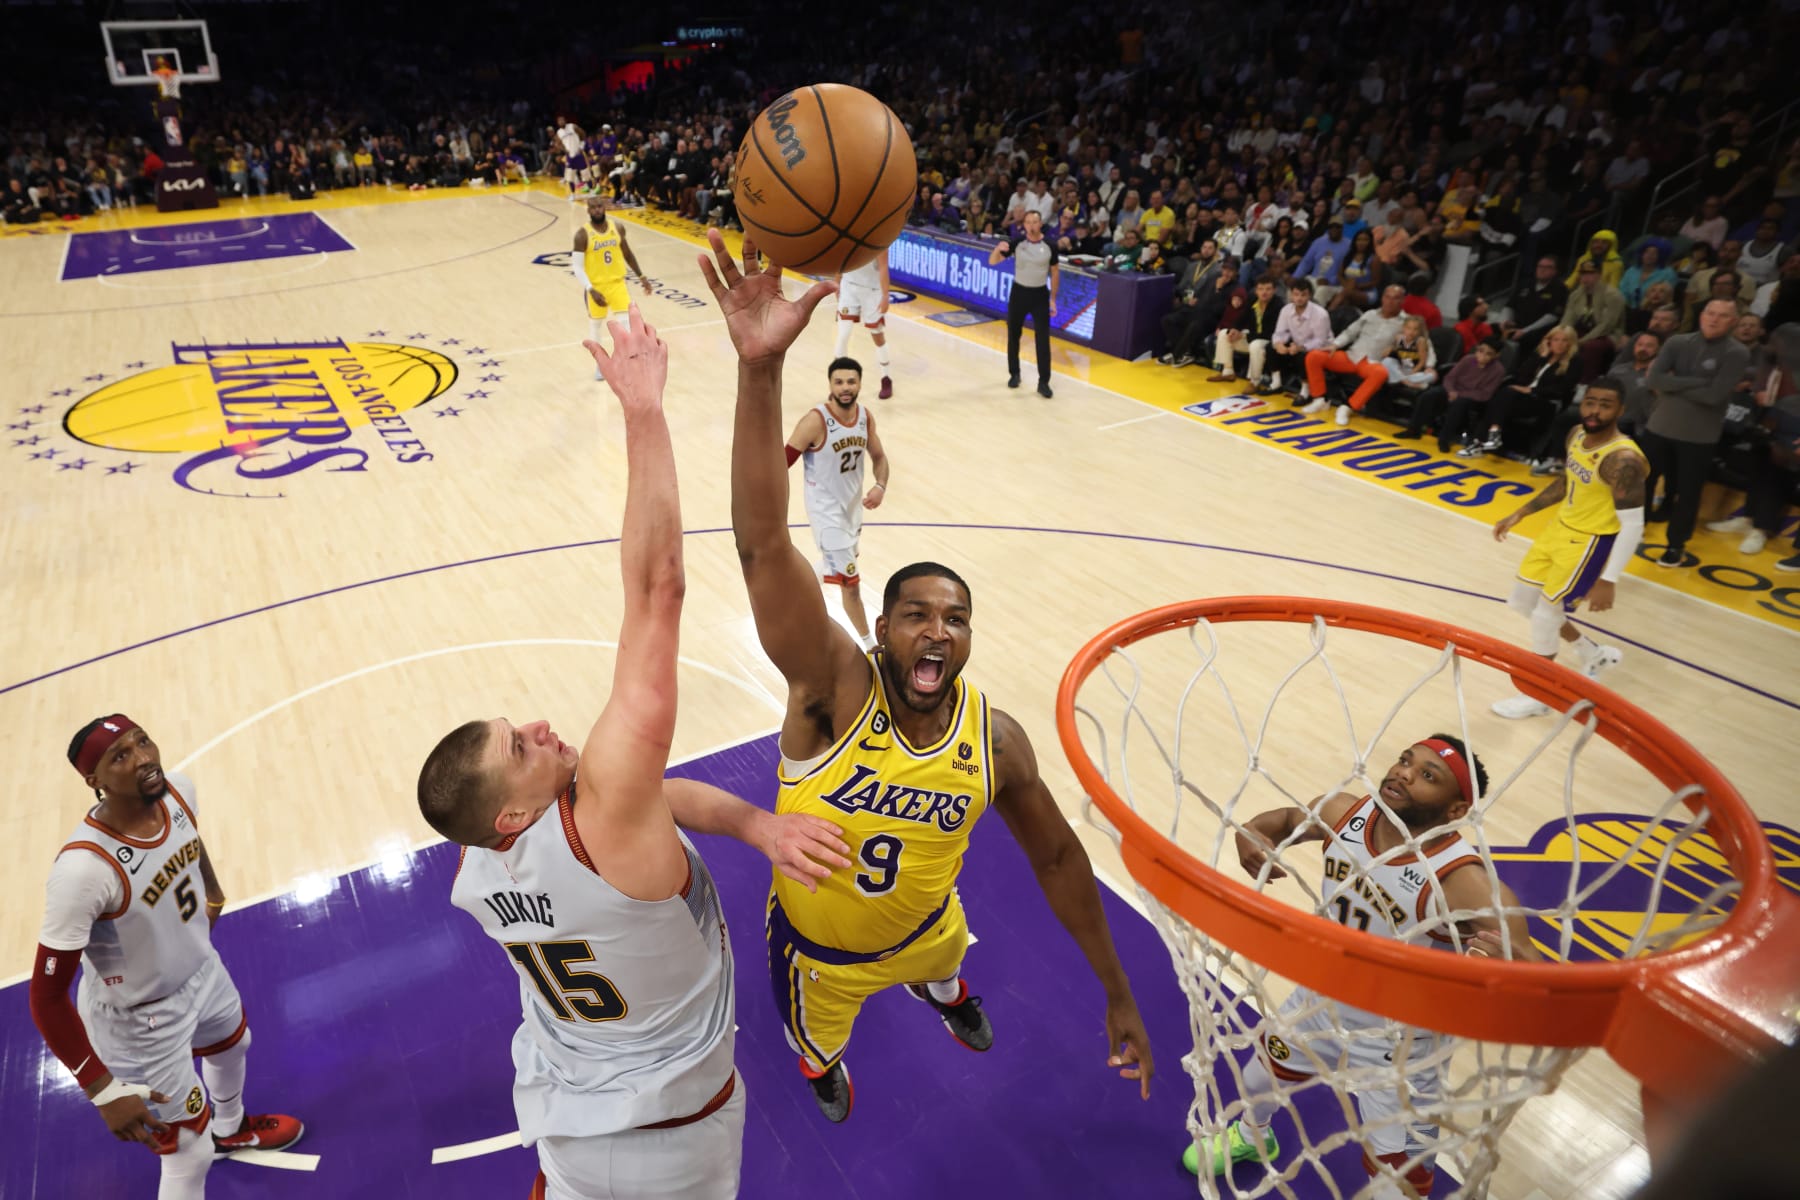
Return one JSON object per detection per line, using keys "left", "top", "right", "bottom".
{"left": 883, "top": 561, "right": 970, "bottom": 614}
{"left": 418, "top": 720, "right": 504, "bottom": 845}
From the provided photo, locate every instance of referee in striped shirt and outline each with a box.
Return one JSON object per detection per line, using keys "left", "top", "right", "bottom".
{"left": 988, "top": 210, "right": 1060, "bottom": 397}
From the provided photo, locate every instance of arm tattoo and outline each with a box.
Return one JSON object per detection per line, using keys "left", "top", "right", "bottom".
{"left": 1600, "top": 451, "right": 1648, "bottom": 508}
{"left": 1517, "top": 473, "right": 1567, "bottom": 516}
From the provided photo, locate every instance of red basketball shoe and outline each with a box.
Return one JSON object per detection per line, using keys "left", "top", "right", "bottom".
{"left": 214, "top": 1113, "right": 305, "bottom": 1155}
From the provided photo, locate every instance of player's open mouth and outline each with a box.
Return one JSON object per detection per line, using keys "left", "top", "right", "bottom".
{"left": 140, "top": 767, "right": 163, "bottom": 789}
{"left": 1380, "top": 779, "right": 1406, "bottom": 804}
{"left": 912, "top": 652, "right": 946, "bottom": 693}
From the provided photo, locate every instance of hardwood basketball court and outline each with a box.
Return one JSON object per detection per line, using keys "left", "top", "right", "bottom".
{"left": 2, "top": 181, "right": 1793, "bottom": 1199}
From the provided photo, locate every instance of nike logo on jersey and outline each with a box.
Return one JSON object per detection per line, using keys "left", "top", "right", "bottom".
{"left": 815, "top": 764, "right": 974, "bottom": 832}
{"left": 128, "top": 857, "right": 146, "bottom": 875}
{"left": 857, "top": 738, "right": 884, "bottom": 753}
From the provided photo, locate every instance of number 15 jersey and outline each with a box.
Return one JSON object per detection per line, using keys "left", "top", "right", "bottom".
{"left": 451, "top": 782, "right": 735, "bottom": 1139}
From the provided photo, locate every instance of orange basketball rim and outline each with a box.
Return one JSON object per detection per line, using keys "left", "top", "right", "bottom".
{"left": 1055, "top": 595, "right": 1800, "bottom": 1152}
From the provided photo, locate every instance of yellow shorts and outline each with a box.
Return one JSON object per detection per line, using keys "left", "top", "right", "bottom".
{"left": 768, "top": 890, "right": 969, "bottom": 1072}
{"left": 585, "top": 280, "right": 631, "bottom": 318}
{"left": 1518, "top": 522, "right": 1617, "bottom": 611}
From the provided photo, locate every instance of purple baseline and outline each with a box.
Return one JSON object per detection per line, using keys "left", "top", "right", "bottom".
{"left": 3, "top": 524, "right": 1793, "bottom": 713}
{"left": 2, "top": 735, "right": 1425, "bottom": 1199}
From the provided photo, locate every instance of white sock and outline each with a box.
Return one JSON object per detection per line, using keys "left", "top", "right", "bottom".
{"left": 925, "top": 975, "right": 962, "bottom": 1004}
{"left": 157, "top": 1127, "right": 214, "bottom": 1199}
{"left": 1269, "top": 370, "right": 1281, "bottom": 389}
{"left": 875, "top": 342, "right": 891, "bottom": 373}
{"left": 1571, "top": 633, "right": 1600, "bottom": 663}
{"left": 202, "top": 1029, "right": 251, "bottom": 1136}
{"left": 834, "top": 317, "right": 854, "bottom": 358}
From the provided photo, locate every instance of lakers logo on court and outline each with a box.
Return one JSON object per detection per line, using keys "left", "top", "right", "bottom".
{"left": 21, "top": 334, "right": 500, "bottom": 498}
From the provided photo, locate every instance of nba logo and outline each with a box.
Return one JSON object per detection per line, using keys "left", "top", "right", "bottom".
{"left": 1184, "top": 395, "right": 1265, "bottom": 419}
{"left": 163, "top": 116, "right": 182, "bottom": 147}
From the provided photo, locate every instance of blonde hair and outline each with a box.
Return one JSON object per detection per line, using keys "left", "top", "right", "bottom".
{"left": 1400, "top": 315, "right": 1428, "bottom": 340}
{"left": 1545, "top": 324, "right": 1580, "bottom": 371}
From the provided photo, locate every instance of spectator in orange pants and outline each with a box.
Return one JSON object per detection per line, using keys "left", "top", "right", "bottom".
{"left": 1303, "top": 284, "right": 1407, "bottom": 425}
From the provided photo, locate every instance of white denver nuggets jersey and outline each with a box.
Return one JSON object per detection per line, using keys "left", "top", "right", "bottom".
{"left": 450, "top": 783, "right": 735, "bottom": 1140}
{"left": 59, "top": 773, "right": 217, "bottom": 1009}
{"left": 556, "top": 124, "right": 583, "bottom": 156}
{"left": 1318, "top": 795, "right": 1482, "bottom": 1028}
{"left": 801, "top": 402, "right": 869, "bottom": 532}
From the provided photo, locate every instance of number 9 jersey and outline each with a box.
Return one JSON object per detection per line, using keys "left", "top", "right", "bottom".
{"left": 771, "top": 659, "right": 994, "bottom": 956}
{"left": 451, "top": 782, "right": 736, "bottom": 1140}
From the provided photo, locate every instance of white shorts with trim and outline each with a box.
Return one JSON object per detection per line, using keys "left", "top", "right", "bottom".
{"left": 537, "top": 1079, "right": 745, "bottom": 1200}
{"left": 1257, "top": 985, "right": 1444, "bottom": 1157}
{"left": 809, "top": 519, "right": 861, "bottom": 583}
{"left": 838, "top": 280, "right": 886, "bottom": 323}
{"left": 79, "top": 952, "right": 244, "bottom": 1126}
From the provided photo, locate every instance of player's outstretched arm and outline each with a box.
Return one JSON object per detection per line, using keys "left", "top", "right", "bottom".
{"left": 1493, "top": 473, "right": 1566, "bottom": 540}
{"left": 989, "top": 707, "right": 1154, "bottom": 1099}
{"left": 578, "top": 307, "right": 688, "bottom": 898}
{"left": 1442, "top": 872, "right": 1544, "bottom": 961}
{"left": 662, "top": 777, "right": 851, "bottom": 893}
{"left": 1234, "top": 792, "right": 1357, "bottom": 881}
{"left": 697, "top": 230, "right": 864, "bottom": 703}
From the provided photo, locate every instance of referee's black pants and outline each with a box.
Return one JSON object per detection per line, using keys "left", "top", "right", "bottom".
{"left": 1006, "top": 283, "right": 1052, "bottom": 385}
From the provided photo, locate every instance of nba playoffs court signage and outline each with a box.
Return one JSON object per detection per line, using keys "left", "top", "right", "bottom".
{"left": 1182, "top": 395, "right": 1800, "bottom": 628}
{"left": 13, "top": 334, "right": 503, "bottom": 499}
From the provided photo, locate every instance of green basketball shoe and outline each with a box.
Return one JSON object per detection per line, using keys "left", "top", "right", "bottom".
{"left": 1182, "top": 1121, "right": 1280, "bottom": 1175}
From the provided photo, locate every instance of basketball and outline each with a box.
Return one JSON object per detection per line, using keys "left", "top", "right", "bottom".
{"left": 732, "top": 83, "right": 917, "bottom": 275}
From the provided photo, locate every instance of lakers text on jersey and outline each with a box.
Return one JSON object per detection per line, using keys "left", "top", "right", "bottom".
{"left": 583, "top": 223, "right": 629, "bottom": 317}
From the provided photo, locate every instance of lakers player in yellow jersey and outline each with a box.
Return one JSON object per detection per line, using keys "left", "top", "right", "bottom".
{"left": 697, "top": 228, "right": 1152, "bottom": 1124}
{"left": 1491, "top": 378, "right": 1648, "bottom": 718}
{"left": 572, "top": 197, "right": 651, "bottom": 380}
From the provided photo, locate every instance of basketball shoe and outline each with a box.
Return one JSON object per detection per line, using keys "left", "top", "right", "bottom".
{"left": 906, "top": 979, "right": 993, "bottom": 1051}
{"left": 214, "top": 1113, "right": 305, "bottom": 1155}
{"left": 878, "top": 376, "right": 893, "bottom": 399}
{"left": 798, "top": 1057, "right": 853, "bottom": 1123}
{"left": 1182, "top": 1121, "right": 1280, "bottom": 1175}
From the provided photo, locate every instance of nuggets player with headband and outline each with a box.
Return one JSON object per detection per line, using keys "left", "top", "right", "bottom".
{"left": 1189, "top": 735, "right": 1538, "bottom": 1195}
{"left": 572, "top": 196, "right": 652, "bottom": 381}
{"left": 785, "top": 356, "right": 891, "bottom": 653}
{"left": 834, "top": 254, "right": 895, "bottom": 399}
{"left": 417, "top": 311, "right": 850, "bottom": 1199}
{"left": 1490, "top": 378, "right": 1645, "bottom": 719}
{"left": 698, "top": 229, "right": 1153, "bottom": 1123}
{"left": 30, "top": 717, "right": 303, "bottom": 1198}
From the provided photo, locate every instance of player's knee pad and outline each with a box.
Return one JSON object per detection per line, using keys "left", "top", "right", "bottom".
{"left": 1529, "top": 594, "right": 1564, "bottom": 657}
{"left": 1505, "top": 580, "right": 1540, "bottom": 619}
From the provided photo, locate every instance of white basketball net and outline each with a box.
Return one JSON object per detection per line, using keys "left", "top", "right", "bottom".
{"left": 1066, "top": 611, "right": 1739, "bottom": 1199}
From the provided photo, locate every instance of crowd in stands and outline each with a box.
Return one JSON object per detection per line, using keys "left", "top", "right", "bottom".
{"left": 2, "top": 0, "right": 1796, "bottom": 567}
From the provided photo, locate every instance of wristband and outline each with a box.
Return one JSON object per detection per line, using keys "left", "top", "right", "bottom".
{"left": 91, "top": 1078, "right": 152, "bottom": 1108}
{"left": 206, "top": 899, "right": 226, "bottom": 910}
{"left": 870, "top": 483, "right": 885, "bottom": 492}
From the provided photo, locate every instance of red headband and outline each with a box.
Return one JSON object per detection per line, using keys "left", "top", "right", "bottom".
{"left": 72, "top": 715, "right": 139, "bottom": 778}
{"left": 1420, "top": 738, "right": 1474, "bottom": 802}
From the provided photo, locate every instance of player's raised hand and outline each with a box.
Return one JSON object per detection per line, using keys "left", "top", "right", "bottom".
{"left": 1105, "top": 993, "right": 1155, "bottom": 1099}
{"left": 697, "top": 229, "right": 836, "bottom": 365}
{"left": 756, "top": 812, "right": 852, "bottom": 893}
{"left": 95, "top": 1080, "right": 171, "bottom": 1148}
{"left": 584, "top": 304, "right": 667, "bottom": 412}
{"left": 1235, "top": 827, "right": 1288, "bottom": 881}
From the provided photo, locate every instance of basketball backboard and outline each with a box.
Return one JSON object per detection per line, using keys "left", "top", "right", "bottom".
{"left": 102, "top": 20, "right": 220, "bottom": 87}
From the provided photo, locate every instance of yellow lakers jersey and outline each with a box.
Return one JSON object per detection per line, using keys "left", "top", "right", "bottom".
{"left": 1559, "top": 430, "right": 1643, "bottom": 534}
{"left": 583, "top": 222, "right": 626, "bottom": 286}
{"left": 772, "top": 655, "right": 994, "bottom": 954}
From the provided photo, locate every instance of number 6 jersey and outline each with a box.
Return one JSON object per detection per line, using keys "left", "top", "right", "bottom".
{"left": 450, "top": 781, "right": 735, "bottom": 1140}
